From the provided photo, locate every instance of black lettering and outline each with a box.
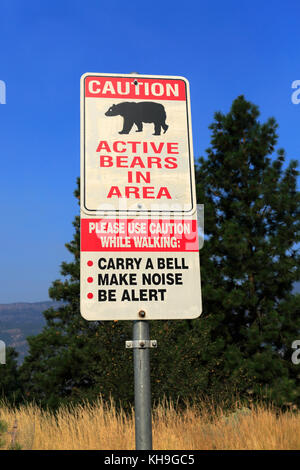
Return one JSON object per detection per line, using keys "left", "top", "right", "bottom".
{"left": 140, "top": 289, "right": 148, "bottom": 301}
{"left": 116, "top": 258, "right": 125, "bottom": 269}
{"left": 177, "top": 257, "right": 189, "bottom": 269}
{"left": 157, "top": 258, "right": 165, "bottom": 269}
{"left": 174, "top": 273, "right": 183, "bottom": 284}
{"left": 98, "top": 258, "right": 107, "bottom": 269}
{"left": 149, "top": 289, "right": 158, "bottom": 301}
{"left": 158, "top": 289, "right": 166, "bottom": 300}
{"left": 98, "top": 273, "right": 109, "bottom": 285}
{"left": 108, "top": 290, "right": 116, "bottom": 301}
{"left": 121, "top": 288, "right": 167, "bottom": 301}
{"left": 125, "top": 258, "right": 134, "bottom": 269}
{"left": 121, "top": 289, "right": 130, "bottom": 301}
{"left": 157, "top": 257, "right": 189, "bottom": 270}
{"left": 98, "top": 289, "right": 116, "bottom": 301}
{"left": 132, "top": 289, "right": 140, "bottom": 301}
{"left": 98, "top": 290, "right": 107, "bottom": 301}
{"left": 145, "top": 258, "right": 154, "bottom": 269}
{"left": 109, "top": 274, "right": 119, "bottom": 285}
{"left": 142, "top": 272, "right": 184, "bottom": 285}
{"left": 129, "top": 273, "right": 137, "bottom": 284}
{"left": 142, "top": 273, "right": 151, "bottom": 285}
{"left": 152, "top": 274, "right": 160, "bottom": 285}
{"left": 166, "top": 258, "right": 174, "bottom": 269}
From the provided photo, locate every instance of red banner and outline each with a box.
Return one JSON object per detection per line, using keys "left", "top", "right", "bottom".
{"left": 81, "top": 219, "right": 198, "bottom": 252}
{"left": 85, "top": 76, "right": 186, "bottom": 101}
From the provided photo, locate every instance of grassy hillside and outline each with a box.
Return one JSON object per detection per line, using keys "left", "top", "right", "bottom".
{"left": 0, "top": 399, "right": 300, "bottom": 450}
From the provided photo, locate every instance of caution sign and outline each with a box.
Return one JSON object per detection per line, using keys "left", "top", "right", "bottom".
{"left": 80, "top": 73, "right": 202, "bottom": 320}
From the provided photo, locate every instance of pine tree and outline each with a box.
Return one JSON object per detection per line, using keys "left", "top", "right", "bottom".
{"left": 0, "top": 347, "right": 22, "bottom": 403}
{"left": 194, "top": 95, "right": 300, "bottom": 405}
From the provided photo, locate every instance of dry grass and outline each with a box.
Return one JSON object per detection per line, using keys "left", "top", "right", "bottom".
{"left": 0, "top": 398, "right": 300, "bottom": 450}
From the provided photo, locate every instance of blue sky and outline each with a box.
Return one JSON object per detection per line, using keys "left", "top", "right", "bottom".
{"left": 0, "top": 0, "right": 299, "bottom": 302}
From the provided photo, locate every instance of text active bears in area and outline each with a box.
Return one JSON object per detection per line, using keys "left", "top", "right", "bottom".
{"left": 96, "top": 140, "right": 179, "bottom": 154}
{"left": 96, "top": 140, "right": 181, "bottom": 200}
{"left": 97, "top": 140, "right": 179, "bottom": 170}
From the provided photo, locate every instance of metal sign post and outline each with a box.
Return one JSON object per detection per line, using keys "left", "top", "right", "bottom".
{"left": 126, "top": 316, "right": 157, "bottom": 450}
{"left": 133, "top": 320, "right": 152, "bottom": 450}
{"left": 0, "top": 340, "right": 5, "bottom": 364}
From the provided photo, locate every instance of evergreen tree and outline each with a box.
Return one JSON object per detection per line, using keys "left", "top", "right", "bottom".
{"left": 0, "top": 347, "right": 22, "bottom": 403}
{"left": 194, "top": 95, "right": 300, "bottom": 405}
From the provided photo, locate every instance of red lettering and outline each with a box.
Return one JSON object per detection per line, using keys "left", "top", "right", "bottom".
{"left": 136, "top": 171, "right": 150, "bottom": 183}
{"left": 150, "top": 142, "right": 164, "bottom": 154}
{"left": 85, "top": 77, "right": 186, "bottom": 100}
{"left": 125, "top": 186, "right": 140, "bottom": 198}
{"left": 116, "top": 156, "right": 128, "bottom": 168}
{"left": 96, "top": 141, "right": 111, "bottom": 152}
{"left": 112, "top": 141, "right": 126, "bottom": 153}
{"left": 130, "top": 157, "right": 145, "bottom": 168}
{"left": 106, "top": 186, "right": 172, "bottom": 199}
{"left": 143, "top": 187, "right": 155, "bottom": 198}
{"left": 165, "top": 157, "right": 178, "bottom": 169}
{"left": 167, "top": 142, "right": 179, "bottom": 154}
{"left": 100, "top": 155, "right": 113, "bottom": 167}
{"left": 157, "top": 187, "right": 172, "bottom": 199}
{"left": 127, "top": 141, "right": 141, "bottom": 153}
{"left": 147, "top": 157, "right": 162, "bottom": 168}
{"left": 107, "top": 186, "right": 122, "bottom": 198}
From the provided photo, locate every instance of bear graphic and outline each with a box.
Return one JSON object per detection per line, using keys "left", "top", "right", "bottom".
{"left": 105, "top": 101, "right": 169, "bottom": 135}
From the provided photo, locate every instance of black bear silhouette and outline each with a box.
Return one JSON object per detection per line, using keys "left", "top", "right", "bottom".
{"left": 105, "top": 101, "right": 169, "bottom": 135}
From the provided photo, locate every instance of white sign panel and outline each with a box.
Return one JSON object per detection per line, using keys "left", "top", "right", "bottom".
{"left": 80, "top": 73, "right": 202, "bottom": 320}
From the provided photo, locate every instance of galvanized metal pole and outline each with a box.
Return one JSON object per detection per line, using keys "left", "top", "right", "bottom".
{"left": 133, "top": 320, "right": 152, "bottom": 450}
{"left": 127, "top": 72, "right": 154, "bottom": 450}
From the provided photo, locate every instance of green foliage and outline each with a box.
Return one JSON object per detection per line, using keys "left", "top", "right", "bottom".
{"left": 8, "top": 442, "right": 22, "bottom": 451}
{"left": 0, "top": 419, "right": 22, "bottom": 450}
{"left": 0, "top": 347, "right": 22, "bottom": 404}
{"left": 195, "top": 95, "right": 300, "bottom": 406}
{"left": 0, "top": 419, "right": 8, "bottom": 448}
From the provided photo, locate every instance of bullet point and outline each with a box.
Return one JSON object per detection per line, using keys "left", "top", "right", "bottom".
{"left": 87, "top": 293, "right": 93, "bottom": 299}
{"left": 87, "top": 260, "right": 93, "bottom": 266}
{"left": 87, "top": 277, "right": 93, "bottom": 283}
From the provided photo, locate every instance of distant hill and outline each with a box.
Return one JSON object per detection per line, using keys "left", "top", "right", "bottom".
{"left": 1, "top": 282, "right": 299, "bottom": 365}
{"left": 0, "top": 301, "right": 64, "bottom": 364}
